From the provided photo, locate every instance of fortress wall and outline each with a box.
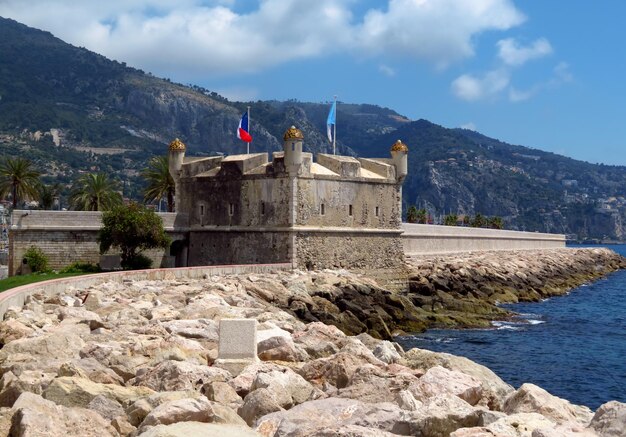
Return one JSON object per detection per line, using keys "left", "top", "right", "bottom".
{"left": 294, "top": 230, "right": 405, "bottom": 270}
{"left": 187, "top": 230, "right": 291, "bottom": 266}
{"left": 8, "top": 211, "right": 184, "bottom": 276}
{"left": 402, "top": 223, "right": 566, "bottom": 254}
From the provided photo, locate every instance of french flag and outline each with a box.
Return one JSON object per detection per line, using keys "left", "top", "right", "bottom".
{"left": 237, "top": 111, "right": 252, "bottom": 143}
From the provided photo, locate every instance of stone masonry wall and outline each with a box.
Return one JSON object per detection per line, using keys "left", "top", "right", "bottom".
{"left": 294, "top": 232, "right": 404, "bottom": 270}
{"left": 188, "top": 231, "right": 291, "bottom": 266}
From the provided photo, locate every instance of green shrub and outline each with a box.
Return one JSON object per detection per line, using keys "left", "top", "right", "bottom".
{"left": 59, "top": 262, "right": 101, "bottom": 274}
{"left": 23, "top": 246, "right": 49, "bottom": 273}
{"left": 125, "top": 254, "right": 153, "bottom": 270}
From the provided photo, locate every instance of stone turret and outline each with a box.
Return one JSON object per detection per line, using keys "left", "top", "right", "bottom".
{"left": 283, "top": 126, "right": 304, "bottom": 175}
{"left": 168, "top": 138, "right": 186, "bottom": 211}
{"left": 390, "top": 139, "right": 408, "bottom": 182}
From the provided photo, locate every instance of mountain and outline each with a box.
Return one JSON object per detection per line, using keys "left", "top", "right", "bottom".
{"left": 1, "top": 16, "right": 626, "bottom": 241}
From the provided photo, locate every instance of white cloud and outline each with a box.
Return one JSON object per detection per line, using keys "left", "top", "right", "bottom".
{"left": 451, "top": 69, "right": 510, "bottom": 101}
{"left": 553, "top": 62, "right": 573, "bottom": 83}
{"left": 460, "top": 122, "right": 476, "bottom": 130}
{"left": 379, "top": 64, "right": 396, "bottom": 77}
{"left": 215, "top": 86, "right": 259, "bottom": 102}
{"left": 497, "top": 37, "right": 552, "bottom": 66}
{"left": 0, "top": 0, "right": 525, "bottom": 78}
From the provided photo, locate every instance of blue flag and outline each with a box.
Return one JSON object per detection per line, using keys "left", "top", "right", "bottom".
{"left": 326, "top": 100, "right": 336, "bottom": 143}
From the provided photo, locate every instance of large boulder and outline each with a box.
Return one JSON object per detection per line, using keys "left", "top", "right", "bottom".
{"left": 239, "top": 388, "right": 284, "bottom": 426}
{"left": 137, "top": 421, "right": 261, "bottom": 436}
{"left": 255, "top": 397, "right": 411, "bottom": 436}
{"left": 10, "top": 392, "right": 118, "bottom": 437}
{"left": 410, "top": 366, "right": 483, "bottom": 406}
{"left": 126, "top": 390, "right": 203, "bottom": 427}
{"left": 128, "top": 360, "right": 230, "bottom": 391}
{"left": 337, "top": 364, "right": 419, "bottom": 405}
{"left": 292, "top": 323, "right": 348, "bottom": 359}
{"left": 298, "top": 352, "right": 375, "bottom": 389}
{"left": 407, "top": 394, "right": 481, "bottom": 437}
{"left": 138, "top": 397, "right": 245, "bottom": 432}
{"left": 0, "top": 370, "right": 56, "bottom": 407}
{"left": 251, "top": 369, "right": 317, "bottom": 408}
{"left": 588, "top": 401, "right": 626, "bottom": 436}
{"left": 400, "top": 348, "right": 514, "bottom": 410}
{"left": 503, "top": 384, "right": 593, "bottom": 425}
{"left": 42, "top": 376, "right": 155, "bottom": 408}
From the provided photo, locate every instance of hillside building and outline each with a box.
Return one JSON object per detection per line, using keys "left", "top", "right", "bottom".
{"left": 168, "top": 126, "right": 409, "bottom": 270}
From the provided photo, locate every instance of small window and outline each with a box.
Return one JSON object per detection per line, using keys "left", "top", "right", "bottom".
{"left": 320, "top": 203, "right": 325, "bottom": 215}
{"left": 261, "top": 202, "right": 265, "bottom": 215}
{"left": 229, "top": 203, "right": 235, "bottom": 216}
{"left": 200, "top": 204, "right": 205, "bottom": 216}
{"left": 348, "top": 204, "right": 353, "bottom": 216}
{"left": 375, "top": 206, "right": 379, "bottom": 217}
{"left": 292, "top": 142, "right": 296, "bottom": 151}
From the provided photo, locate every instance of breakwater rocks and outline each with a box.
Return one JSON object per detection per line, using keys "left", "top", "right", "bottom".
{"left": 0, "top": 273, "right": 625, "bottom": 436}
{"left": 269, "top": 247, "right": 626, "bottom": 338}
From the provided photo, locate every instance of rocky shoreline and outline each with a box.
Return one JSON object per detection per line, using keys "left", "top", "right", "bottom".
{"left": 0, "top": 248, "right": 623, "bottom": 435}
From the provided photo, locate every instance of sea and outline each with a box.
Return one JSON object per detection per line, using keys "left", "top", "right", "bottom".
{"left": 396, "top": 244, "right": 626, "bottom": 410}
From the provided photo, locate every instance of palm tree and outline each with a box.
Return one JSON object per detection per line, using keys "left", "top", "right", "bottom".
{"left": 0, "top": 158, "right": 41, "bottom": 209}
{"left": 142, "top": 156, "right": 175, "bottom": 212}
{"left": 69, "top": 173, "right": 122, "bottom": 211}
{"left": 38, "top": 182, "right": 62, "bottom": 210}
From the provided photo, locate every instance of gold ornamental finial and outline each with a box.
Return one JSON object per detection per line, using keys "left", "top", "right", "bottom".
{"left": 390, "top": 139, "right": 408, "bottom": 152}
{"left": 283, "top": 126, "right": 304, "bottom": 141}
{"left": 168, "top": 138, "right": 186, "bottom": 152}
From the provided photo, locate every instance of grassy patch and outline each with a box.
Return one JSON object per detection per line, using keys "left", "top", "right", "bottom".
{"left": 0, "top": 272, "right": 89, "bottom": 293}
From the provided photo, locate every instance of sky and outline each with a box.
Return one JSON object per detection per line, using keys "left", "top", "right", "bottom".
{"left": 1, "top": 0, "right": 625, "bottom": 165}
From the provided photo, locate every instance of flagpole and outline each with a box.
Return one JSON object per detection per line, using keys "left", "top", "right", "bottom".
{"left": 247, "top": 106, "right": 251, "bottom": 154}
{"left": 333, "top": 95, "right": 337, "bottom": 155}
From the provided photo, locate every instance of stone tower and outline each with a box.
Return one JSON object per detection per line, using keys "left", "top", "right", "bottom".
{"left": 168, "top": 138, "right": 186, "bottom": 212}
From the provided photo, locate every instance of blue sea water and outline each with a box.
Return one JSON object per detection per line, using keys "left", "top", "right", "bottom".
{"left": 396, "top": 245, "right": 626, "bottom": 410}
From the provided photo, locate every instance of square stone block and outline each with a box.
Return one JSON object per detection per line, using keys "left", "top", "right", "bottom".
{"left": 218, "top": 319, "right": 257, "bottom": 360}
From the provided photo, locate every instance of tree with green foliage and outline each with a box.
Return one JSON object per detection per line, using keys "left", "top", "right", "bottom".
{"left": 38, "top": 182, "right": 62, "bottom": 210}
{"left": 471, "top": 213, "right": 486, "bottom": 228}
{"left": 406, "top": 205, "right": 419, "bottom": 223}
{"left": 69, "top": 173, "right": 122, "bottom": 211}
{"left": 142, "top": 156, "right": 175, "bottom": 212}
{"left": 416, "top": 208, "right": 428, "bottom": 224}
{"left": 98, "top": 202, "right": 171, "bottom": 270}
{"left": 488, "top": 216, "right": 504, "bottom": 229}
{"left": 0, "top": 158, "right": 41, "bottom": 209}
{"left": 443, "top": 214, "right": 458, "bottom": 226}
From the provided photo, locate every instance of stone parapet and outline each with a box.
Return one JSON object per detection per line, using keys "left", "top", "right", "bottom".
{"left": 402, "top": 223, "right": 565, "bottom": 254}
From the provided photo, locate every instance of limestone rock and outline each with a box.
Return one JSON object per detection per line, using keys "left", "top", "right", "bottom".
{"left": 239, "top": 387, "right": 284, "bottom": 427}
{"left": 292, "top": 322, "right": 347, "bottom": 359}
{"left": 128, "top": 360, "right": 230, "bottom": 391}
{"left": 372, "top": 340, "right": 403, "bottom": 364}
{"left": 10, "top": 392, "right": 118, "bottom": 437}
{"left": 86, "top": 394, "right": 125, "bottom": 421}
{"left": 408, "top": 394, "right": 481, "bottom": 437}
{"left": 137, "top": 421, "right": 262, "bottom": 437}
{"left": 0, "top": 319, "right": 35, "bottom": 344}
{"left": 203, "top": 381, "right": 243, "bottom": 410}
{"left": 401, "top": 348, "right": 514, "bottom": 410}
{"left": 0, "top": 370, "right": 56, "bottom": 408}
{"left": 126, "top": 390, "right": 203, "bottom": 426}
{"left": 229, "top": 362, "right": 292, "bottom": 397}
{"left": 410, "top": 366, "right": 483, "bottom": 406}
{"left": 532, "top": 423, "right": 598, "bottom": 437}
{"left": 588, "top": 400, "right": 626, "bottom": 436}
{"left": 503, "top": 384, "right": 593, "bottom": 425}
{"left": 42, "top": 376, "right": 155, "bottom": 408}
{"left": 251, "top": 369, "right": 316, "bottom": 408}
{"left": 257, "top": 335, "right": 307, "bottom": 362}
{"left": 298, "top": 352, "right": 374, "bottom": 389}
{"left": 138, "top": 397, "right": 245, "bottom": 431}
{"left": 161, "top": 319, "right": 219, "bottom": 340}
{"left": 255, "top": 397, "right": 410, "bottom": 436}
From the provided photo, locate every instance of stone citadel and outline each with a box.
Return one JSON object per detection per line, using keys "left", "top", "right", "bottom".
{"left": 168, "top": 126, "right": 409, "bottom": 270}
